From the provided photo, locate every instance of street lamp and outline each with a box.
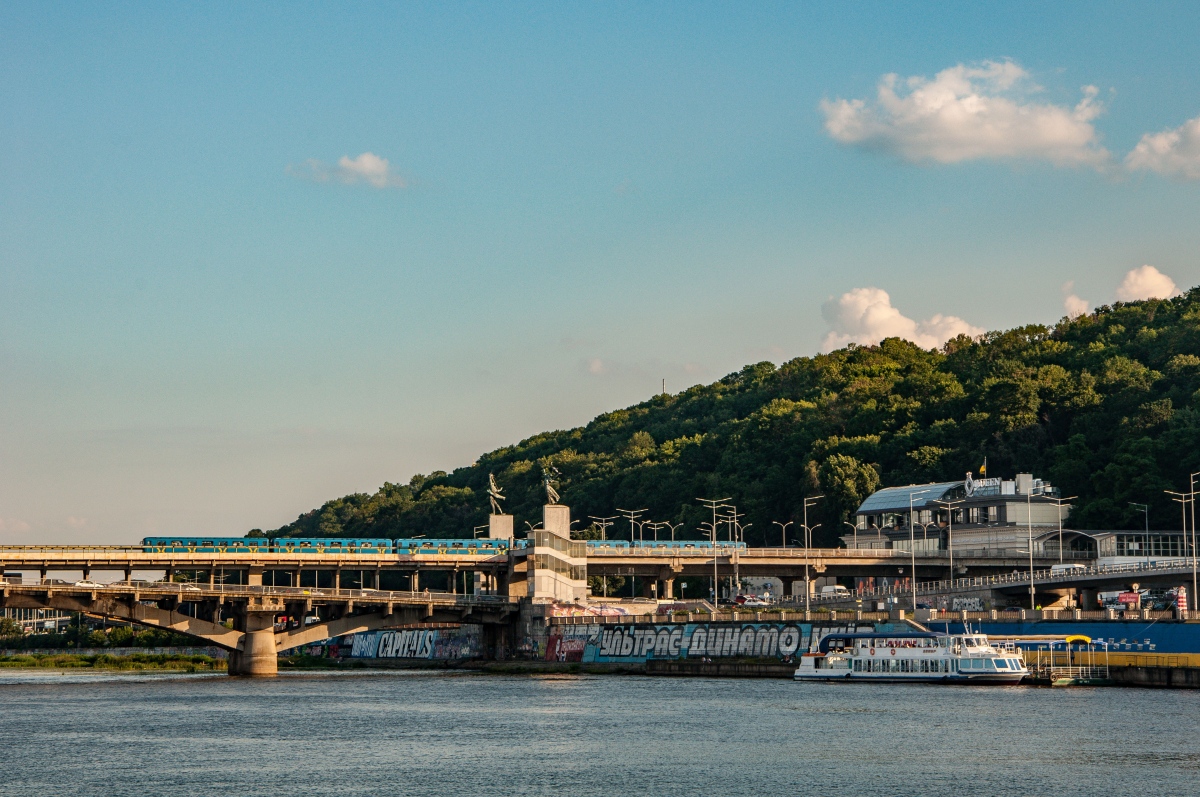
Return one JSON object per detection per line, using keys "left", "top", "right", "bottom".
{"left": 698, "top": 498, "right": 732, "bottom": 608}
{"left": 907, "top": 488, "right": 934, "bottom": 613}
{"left": 933, "top": 498, "right": 963, "bottom": 586}
{"left": 1130, "top": 502, "right": 1150, "bottom": 566}
{"left": 588, "top": 516, "right": 616, "bottom": 541}
{"left": 801, "top": 495, "right": 823, "bottom": 615}
{"left": 662, "top": 521, "right": 683, "bottom": 541}
{"left": 1047, "top": 495, "right": 1077, "bottom": 563}
{"left": 617, "top": 508, "right": 647, "bottom": 543}
{"left": 843, "top": 520, "right": 858, "bottom": 550}
{"left": 773, "top": 521, "right": 794, "bottom": 548}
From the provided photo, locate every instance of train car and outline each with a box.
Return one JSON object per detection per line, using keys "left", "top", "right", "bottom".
{"left": 142, "top": 536, "right": 271, "bottom": 554}
{"left": 270, "top": 538, "right": 393, "bottom": 554}
{"left": 624, "top": 540, "right": 748, "bottom": 551}
{"left": 585, "top": 540, "right": 632, "bottom": 552}
{"left": 394, "top": 538, "right": 512, "bottom": 555}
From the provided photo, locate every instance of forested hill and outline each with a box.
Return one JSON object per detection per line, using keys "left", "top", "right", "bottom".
{"left": 266, "top": 289, "right": 1200, "bottom": 546}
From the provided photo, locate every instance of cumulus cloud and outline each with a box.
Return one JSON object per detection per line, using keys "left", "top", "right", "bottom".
{"left": 1125, "top": 115, "right": 1200, "bottom": 180}
{"left": 1062, "top": 281, "right": 1090, "bottom": 318}
{"left": 1115, "top": 265, "right": 1180, "bottom": 302}
{"left": 820, "top": 60, "right": 1108, "bottom": 166}
{"left": 288, "top": 152, "right": 406, "bottom": 188}
{"left": 820, "top": 287, "right": 984, "bottom": 351}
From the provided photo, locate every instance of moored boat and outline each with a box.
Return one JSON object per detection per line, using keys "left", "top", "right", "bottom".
{"left": 793, "top": 631, "right": 1027, "bottom": 683}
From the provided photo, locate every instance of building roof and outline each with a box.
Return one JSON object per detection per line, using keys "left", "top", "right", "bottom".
{"left": 855, "top": 481, "right": 963, "bottom": 514}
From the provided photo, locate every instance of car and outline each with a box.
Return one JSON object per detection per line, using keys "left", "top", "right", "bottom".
{"left": 178, "top": 583, "right": 202, "bottom": 592}
{"left": 74, "top": 580, "right": 105, "bottom": 588}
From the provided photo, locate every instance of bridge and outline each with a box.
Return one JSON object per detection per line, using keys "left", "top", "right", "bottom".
{"left": 0, "top": 578, "right": 517, "bottom": 676}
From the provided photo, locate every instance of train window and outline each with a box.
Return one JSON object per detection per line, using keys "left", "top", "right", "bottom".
{"left": 329, "top": 541, "right": 341, "bottom": 548}
{"left": 202, "top": 540, "right": 213, "bottom": 546}
{"left": 300, "top": 542, "right": 311, "bottom": 548}
{"left": 172, "top": 540, "right": 183, "bottom": 546}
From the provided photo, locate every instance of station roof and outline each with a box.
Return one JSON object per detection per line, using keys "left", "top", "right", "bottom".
{"left": 855, "top": 482, "right": 963, "bottom": 515}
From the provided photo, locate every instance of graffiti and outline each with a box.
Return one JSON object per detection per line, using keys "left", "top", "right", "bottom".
{"left": 556, "top": 622, "right": 829, "bottom": 663}
{"left": 348, "top": 626, "right": 483, "bottom": 660}
{"left": 952, "top": 597, "right": 984, "bottom": 612}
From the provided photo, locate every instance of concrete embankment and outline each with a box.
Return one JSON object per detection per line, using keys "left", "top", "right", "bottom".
{"left": 646, "top": 659, "right": 794, "bottom": 678}
{"left": 1110, "top": 666, "right": 1200, "bottom": 688}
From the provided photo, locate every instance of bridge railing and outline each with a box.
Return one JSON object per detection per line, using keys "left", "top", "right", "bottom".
{"left": 1, "top": 580, "right": 518, "bottom": 606}
{"left": 800, "top": 556, "right": 1197, "bottom": 604}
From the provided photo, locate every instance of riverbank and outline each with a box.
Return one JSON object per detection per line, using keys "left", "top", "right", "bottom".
{"left": 0, "top": 652, "right": 226, "bottom": 672}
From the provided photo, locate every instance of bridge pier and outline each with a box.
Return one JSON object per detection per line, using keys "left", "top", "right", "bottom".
{"left": 228, "top": 599, "right": 283, "bottom": 677}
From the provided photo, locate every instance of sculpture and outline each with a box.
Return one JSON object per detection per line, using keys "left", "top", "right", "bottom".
{"left": 542, "top": 465, "right": 561, "bottom": 505}
{"left": 487, "top": 473, "right": 506, "bottom": 515}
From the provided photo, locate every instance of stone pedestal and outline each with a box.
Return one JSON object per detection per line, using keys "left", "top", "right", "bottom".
{"left": 488, "top": 514, "right": 513, "bottom": 540}
{"left": 543, "top": 504, "right": 571, "bottom": 535}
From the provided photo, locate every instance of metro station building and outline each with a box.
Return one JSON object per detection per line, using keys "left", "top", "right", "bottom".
{"left": 843, "top": 472, "right": 1189, "bottom": 564}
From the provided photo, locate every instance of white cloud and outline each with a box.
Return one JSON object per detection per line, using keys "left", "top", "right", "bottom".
{"left": 0, "top": 517, "right": 32, "bottom": 533}
{"left": 1061, "top": 281, "right": 1090, "bottom": 318}
{"left": 288, "top": 152, "right": 406, "bottom": 188}
{"left": 1126, "top": 115, "right": 1200, "bottom": 180}
{"left": 820, "top": 60, "right": 1109, "bottom": 166}
{"left": 1115, "top": 265, "right": 1180, "bottom": 302}
{"left": 586, "top": 358, "right": 605, "bottom": 375}
{"left": 820, "top": 287, "right": 983, "bottom": 351}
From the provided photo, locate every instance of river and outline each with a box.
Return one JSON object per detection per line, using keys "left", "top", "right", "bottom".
{"left": 1, "top": 670, "right": 1197, "bottom": 795}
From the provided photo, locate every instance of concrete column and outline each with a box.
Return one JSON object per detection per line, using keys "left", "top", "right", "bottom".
{"left": 411, "top": 571, "right": 419, "bottom": 592}
{"left": 82, "top": 567, "right": 91, "bottom": 581}
{"left": 782, "top": 579, "right": 794, "bottom": 598}
{"left": 334, "top": 570, "right": 341, "bottom": 590}
{"left": 247, "top": 566, "right": 263, "bottom": 587}
{"left": 124, "top": 568, "right": 132, "bottom": 583}
{"left": 664, "top": 577, "right": 675, "bottom": 600}
{"left": 39, "top": 568, "right": 47, "bottom": 584}
{"left": 228, "top": 611, "right": 278, "bottom": 677}
{"left": 164, "top": 567, "right": 173, "bottom": 584}
{"left": 451, "top": 569, "right": 458, "bottom": 595}
{"left": 208, "top": 570, "right": 215, "bottom": 588}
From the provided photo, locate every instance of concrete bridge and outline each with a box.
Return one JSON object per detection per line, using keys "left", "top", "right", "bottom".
{"left": 0, "top": 579, "right": 517, "bottom": 676}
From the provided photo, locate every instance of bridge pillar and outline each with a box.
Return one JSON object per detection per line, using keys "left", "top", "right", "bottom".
{"left": 663, "top": 577, "right": 675, "bottom": 600}
{"left": 247, "top": 566, "right": 263, "bottom": 587}
{"left": 229, "top": 600, "right": 282, "bottom": 677}
{"left": 411, "top": 571, "right": 419, "bottom": 592}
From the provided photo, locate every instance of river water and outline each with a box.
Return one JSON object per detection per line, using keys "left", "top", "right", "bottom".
{"left": 1, "top": 670, "right": 1197, "bottom": 796}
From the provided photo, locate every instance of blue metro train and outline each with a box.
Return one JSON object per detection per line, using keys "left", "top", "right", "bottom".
{"left": 141, "top": 536, "right": 745, "bottom": 555}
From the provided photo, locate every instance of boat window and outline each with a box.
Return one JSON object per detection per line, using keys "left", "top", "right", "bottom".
{"left": 964, "top": 638, "right": 977, "bottom": 648}
{"left": 994, "top": 659, "right": 1008, "bottom": 669}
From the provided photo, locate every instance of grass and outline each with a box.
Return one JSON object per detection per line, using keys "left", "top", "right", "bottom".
{"left": 0, "top": 653, "right": 226, "bottom": 672}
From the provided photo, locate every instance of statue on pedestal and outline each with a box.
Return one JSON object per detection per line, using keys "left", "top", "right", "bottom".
{"left": 542, "top": 464, "right": 560, "bottom": 505}
{"left": 487, "top": 473, "right": 506, "bottom": 515}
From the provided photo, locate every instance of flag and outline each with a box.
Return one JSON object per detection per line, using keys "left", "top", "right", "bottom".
{"left": 979, "top": 458, "right": 987, "bottom": 476}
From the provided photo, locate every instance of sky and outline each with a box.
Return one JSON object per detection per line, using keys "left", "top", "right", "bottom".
{"left": 3, "top": 3, "right": 1200, "bottom": 544}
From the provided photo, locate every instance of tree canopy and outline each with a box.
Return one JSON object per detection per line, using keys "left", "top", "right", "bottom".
{"left": 267, "top": 289, "right": 1200, "bottom": 546}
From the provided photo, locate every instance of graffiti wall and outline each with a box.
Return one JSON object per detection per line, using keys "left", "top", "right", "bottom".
{"left": 543, "top": 622, "right": 865, "bottom": 663}
{"left": 348, "top": 625, "right": 484, "bottom": 660}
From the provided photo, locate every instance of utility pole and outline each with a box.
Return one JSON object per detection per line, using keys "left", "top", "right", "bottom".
{"left": 933, "top": 498, "right": 964, "bottom": 585}
{"left": 1047, "top": 495, "right": 1077, "bottom": 563}
{"left": 773, "top": 520, "right": 793, "bottom": 548}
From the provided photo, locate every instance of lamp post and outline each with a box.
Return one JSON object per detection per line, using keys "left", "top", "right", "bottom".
{"left": 616, "top": 508, "right": 647, "bottom": 543}
{"left": 907, "top": 488, "right": 933, "bottom": 612}
{"left": 1045, "top": 496, "right": 1076, "bottom": 563}
{"left": 773, "top": 521, "right": 793, "bottom": 548}
{"left": 1192, "top": 472, "right": 1200, "bottom": 612}
{"left": 843, "top": 520, "right": 858, "bottom": 549}
{"left": 698, "top": 498, "right": 732, "bottom": 608}
{"left": 662, "top": 521, "right": 683, "bottom": 541}
{"left": 1130, "top": 502, "right": 1150, "bottom": 566}
{"left": 801, "top": 495, "right": 823, "bottom": 614}
{"left": 933, "top": 499, "right": 963, "bottom": 586}
{"left": 588, "top": 516, "right": 616, "bottom": 541}
{"left": 1027, "top": 489, "right": 1035, "bottom": 611}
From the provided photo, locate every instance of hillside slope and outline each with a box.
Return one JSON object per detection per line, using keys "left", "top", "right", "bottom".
{"left": 267, "top": 290, "right": 1200, "bottom": 546}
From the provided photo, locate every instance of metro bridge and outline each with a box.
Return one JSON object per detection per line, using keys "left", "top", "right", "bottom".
{"left": 0, "top": 543, "right": 1081, "bottom": 597}
{"left": 0, "top": 578, "right": 516, "bottom": 676}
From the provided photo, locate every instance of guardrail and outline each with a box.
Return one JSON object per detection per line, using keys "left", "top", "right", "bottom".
{"left": 798, "top": 557, "right": 1198, "bottom": 604}
{"left": 0, "top": 580, "right": 517, "bottom": 606}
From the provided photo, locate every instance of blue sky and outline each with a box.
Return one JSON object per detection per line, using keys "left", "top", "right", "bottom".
{"left": 3, "top": 3, "right": 1200, "bottom": 542}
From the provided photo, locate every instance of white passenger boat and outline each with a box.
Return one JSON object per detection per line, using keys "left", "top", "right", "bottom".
{"left": 793, "top": 631, "right": 1027, "bottom": 684}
